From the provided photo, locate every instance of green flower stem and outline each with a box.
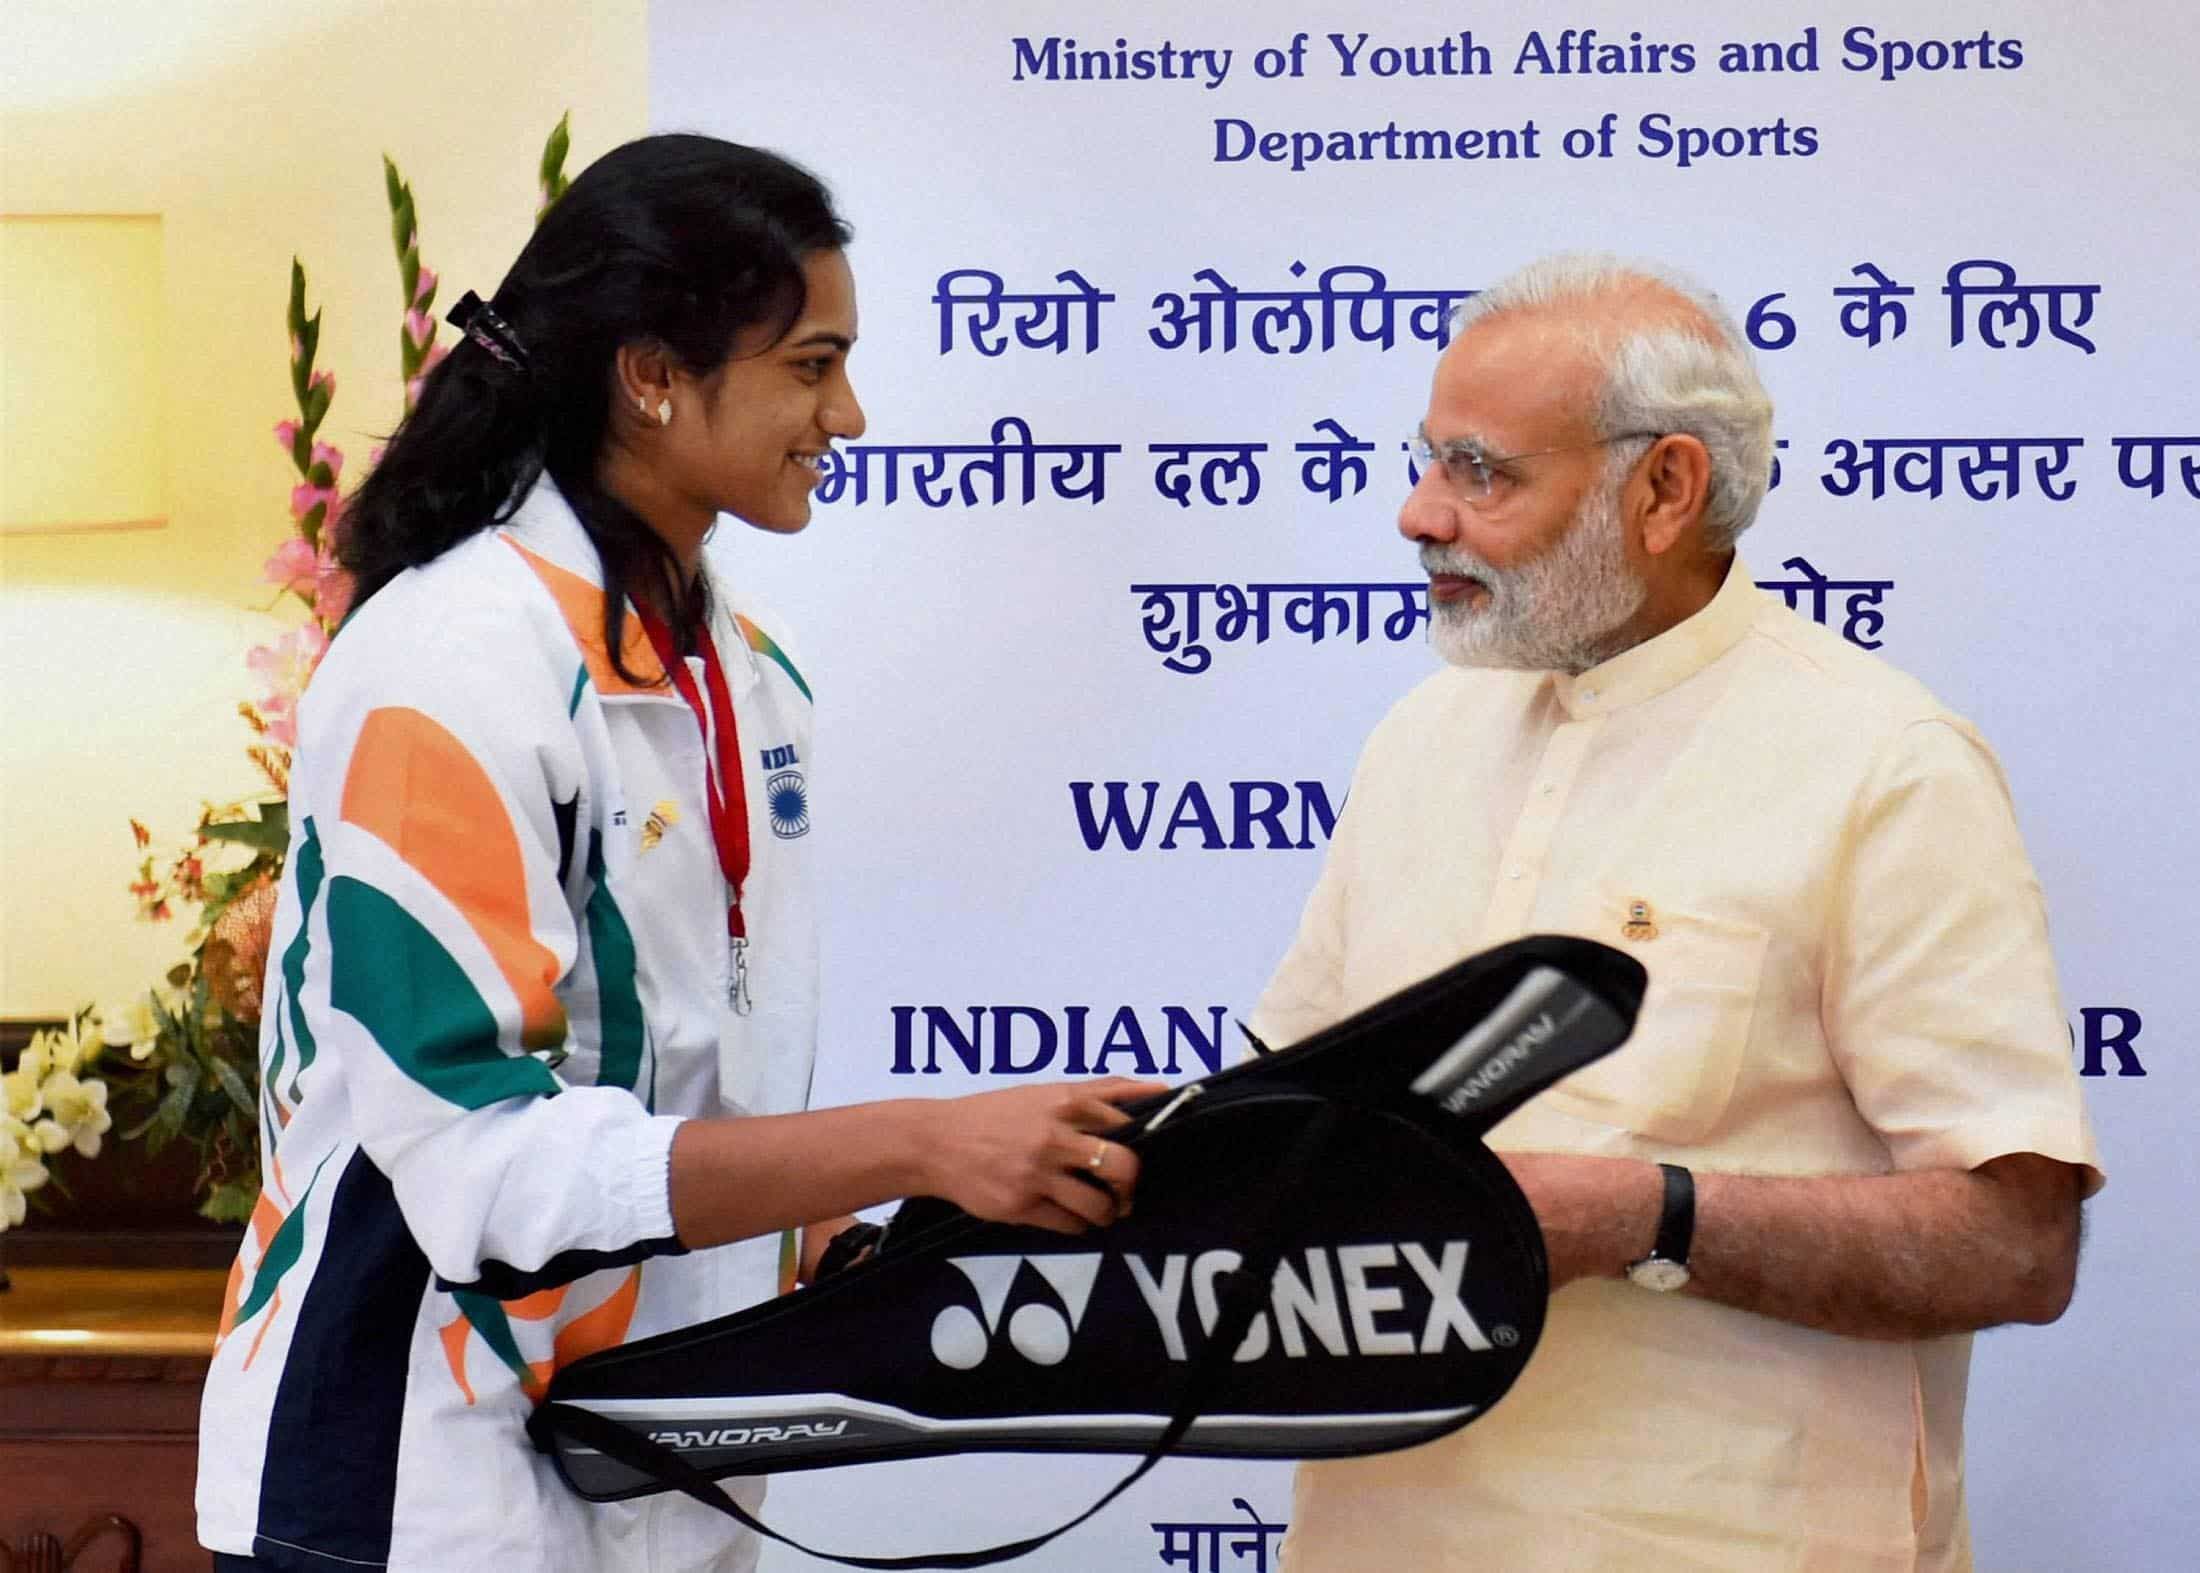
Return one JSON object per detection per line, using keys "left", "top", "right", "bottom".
{"left": 538, "top": 111, "right": 572, "bottom": 222}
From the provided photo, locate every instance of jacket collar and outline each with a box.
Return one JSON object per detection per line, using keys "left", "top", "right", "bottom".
{"left": 500, "top": 477, "right": 760, "bottom": 700}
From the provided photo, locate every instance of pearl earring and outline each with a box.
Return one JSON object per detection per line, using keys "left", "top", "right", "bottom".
{"left": 656, "top": 398, "right": 673, "bottom": 427}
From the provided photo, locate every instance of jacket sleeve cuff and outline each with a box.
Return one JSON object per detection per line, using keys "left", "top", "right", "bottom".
{"left": 612, "top": 1112, "right": 687, "bottom": 1245}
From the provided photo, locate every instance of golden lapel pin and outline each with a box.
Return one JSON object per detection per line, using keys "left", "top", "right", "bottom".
{"left": 641, "top": 799, "right": 681, "bottom": 853}
{"left": 1623, "top": 899, "right": 1659, "bottom": 942}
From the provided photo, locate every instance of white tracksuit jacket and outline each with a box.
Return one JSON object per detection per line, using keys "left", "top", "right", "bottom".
{"left": 197, "top": 479, "right": 820, "bottom": 1571}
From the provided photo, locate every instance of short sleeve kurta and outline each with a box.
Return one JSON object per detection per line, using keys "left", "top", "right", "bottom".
{"left": 1253, "top": 554, "right": 2101, "bottom": 1572}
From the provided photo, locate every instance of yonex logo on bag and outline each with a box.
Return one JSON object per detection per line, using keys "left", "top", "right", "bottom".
{"left": 927, "top": 1242, "right": 1506, "bottom": 1372}
{"left": 930, "top": 1253, "right": 1104, "bottom": 1369}
{"left": 1129, "top": 1243, "right": 1500, "bottom": 1362}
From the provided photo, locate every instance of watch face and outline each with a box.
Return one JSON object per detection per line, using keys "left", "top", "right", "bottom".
{"left": 1627, "top": 1257, "right": 1691, "bottom": 1293}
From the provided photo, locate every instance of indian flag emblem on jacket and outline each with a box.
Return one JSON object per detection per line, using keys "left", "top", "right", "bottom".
{"left": 767, "top": 772, "right": 809, "bottom": 839}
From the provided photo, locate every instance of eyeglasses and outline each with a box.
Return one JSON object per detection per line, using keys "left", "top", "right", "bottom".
{"left": 1410, "top": 428, "right": 1663, "bottom": 502}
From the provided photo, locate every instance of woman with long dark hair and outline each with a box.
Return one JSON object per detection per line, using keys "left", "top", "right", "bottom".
{"left": 196, "top": 134, "right": 1154, "bottom": 1573}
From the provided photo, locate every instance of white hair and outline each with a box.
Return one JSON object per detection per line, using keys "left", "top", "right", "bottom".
{"left": 1454, "top": 254, "right": 1776, "bottom": 549}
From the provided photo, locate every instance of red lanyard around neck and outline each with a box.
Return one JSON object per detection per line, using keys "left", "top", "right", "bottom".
{"left": 634, "top": 604, "right": 750, "bottom": 940}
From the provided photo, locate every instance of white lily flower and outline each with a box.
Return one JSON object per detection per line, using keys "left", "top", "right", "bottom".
{"left": 102, "top": 995, "right": 166, "bottom": 1061}
{"left": 1, "top": 1064, "right": 42, "bottom": 1123}
{"left": 101, "top": 1001, "right": 142, "bottom": 1047}
{"left": 1, "top": 1143, "right": 51, "bottom": 1231}
{"left": 58, "top": 1015, "right": 106, "bottom": 1073}
{"left": 17, "top": 1034, "right": 55, "bottom": 1084}
{"left": 41, "top": 1072, "right": 113, "bottom": 1158}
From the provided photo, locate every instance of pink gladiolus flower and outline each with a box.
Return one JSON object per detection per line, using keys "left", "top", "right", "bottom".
{"left": 290, "top": 335, "right": 304, "bottom": 363}
{"left": 274, "top": 419, "right": 301, "bottom": 450}
{"left": 263, "top": 537, "right": 319, "bottom": 598}
{"left": 405, "top": 309, "right": 434, "bottom": 351}
{"left": 413, "top": 266, "right": 438, "bottom": 307}
{"left": 313, "top": 544, "right": 355, "bottom": 627}
{"left": 259, "top": 699, "right": 298, "bottom": 751}
{"left": 310, "top": 441, "right": 344, "bottom": 482}
{"left": 248, "top": 623, "right": 332, "bottom": 735}
{"left": 309, "top": 369, "right": 335, "bottom": 396}
{"left": 289, "top": 483, "right": 340, "bottom": 522}
{"left": 315, "top": 575, "right": 355, "bottom": 630}
{"left": 404, "top": 343, "right": 449, "bottom": 408}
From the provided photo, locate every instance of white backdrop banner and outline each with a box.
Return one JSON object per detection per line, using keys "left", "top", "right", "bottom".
{"left": 651, "top": 3, "right": 2196, "bottom": 1568}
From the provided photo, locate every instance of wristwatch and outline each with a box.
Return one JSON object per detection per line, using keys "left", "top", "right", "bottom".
{"left": 1625, "top": 1163, "right": 1695, "bottom": 1291}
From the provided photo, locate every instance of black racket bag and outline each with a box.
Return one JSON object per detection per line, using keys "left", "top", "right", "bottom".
{"left": 531, "top": 935, "right": 1644, "bottom": 1564}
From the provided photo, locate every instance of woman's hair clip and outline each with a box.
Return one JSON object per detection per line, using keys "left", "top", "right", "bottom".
{"left": 447, "top": 290, "right": 529, "bottom": 372}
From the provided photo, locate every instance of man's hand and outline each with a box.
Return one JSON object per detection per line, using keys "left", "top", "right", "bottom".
{"left": 1499, "top": 1152, "right": 1663, "bottom": 1288}
{"left": 1500, "top": 1149, "right": 2088, "bottom": 1339}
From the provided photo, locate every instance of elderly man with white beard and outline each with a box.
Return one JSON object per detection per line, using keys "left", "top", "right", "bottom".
{"left": 1249, "top": 254, "right": 2102, "bottom": 1572}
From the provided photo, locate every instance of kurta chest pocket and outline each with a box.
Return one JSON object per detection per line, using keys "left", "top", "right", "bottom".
{"left": 1542, "top": 892, "right": 1769, "bottom": 1144}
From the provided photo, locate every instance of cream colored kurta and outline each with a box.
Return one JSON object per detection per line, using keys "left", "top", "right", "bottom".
{"left": 1252, "top": 555, "right": 2101, "bottom": 1572}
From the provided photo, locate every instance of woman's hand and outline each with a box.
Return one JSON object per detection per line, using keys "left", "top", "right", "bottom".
{"left": 670, "top": 1078, "right": 1168, "bottom": 1251}
{"left": 916, "top": 1078, "right": 1165, "bottom": 1234}
{"left": 799, "top": 1214, "right": 866, "bottom": 1283}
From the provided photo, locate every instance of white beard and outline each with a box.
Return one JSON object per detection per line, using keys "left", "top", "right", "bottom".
{"left": 1422, "top": 478, "right": 1647, "bottom": 674}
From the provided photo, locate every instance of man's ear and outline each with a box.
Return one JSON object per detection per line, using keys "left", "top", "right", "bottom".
{"left": 1632, "top": 433, "right": 1714, "bottom": 556}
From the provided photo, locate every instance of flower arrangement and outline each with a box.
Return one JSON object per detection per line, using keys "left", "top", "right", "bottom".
{"left": 0, "top": 120, "right": 578, "bottom": 1233}
{"left": 2, "top": 1015, "right": 113, "bottom": 1231}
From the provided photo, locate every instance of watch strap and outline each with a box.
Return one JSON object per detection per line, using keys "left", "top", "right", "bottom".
{"left": 1649, "top": 1161, "right": 1695, "bottom": 1267}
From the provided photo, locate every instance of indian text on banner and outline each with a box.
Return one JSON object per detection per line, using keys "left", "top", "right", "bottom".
{"left": 1129, "top": 559, "right": 1893, "bottom": 676}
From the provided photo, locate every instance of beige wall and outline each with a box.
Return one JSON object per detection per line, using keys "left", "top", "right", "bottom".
{"left": 0, "top": 1, "right": 648, "bottom": 1014}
